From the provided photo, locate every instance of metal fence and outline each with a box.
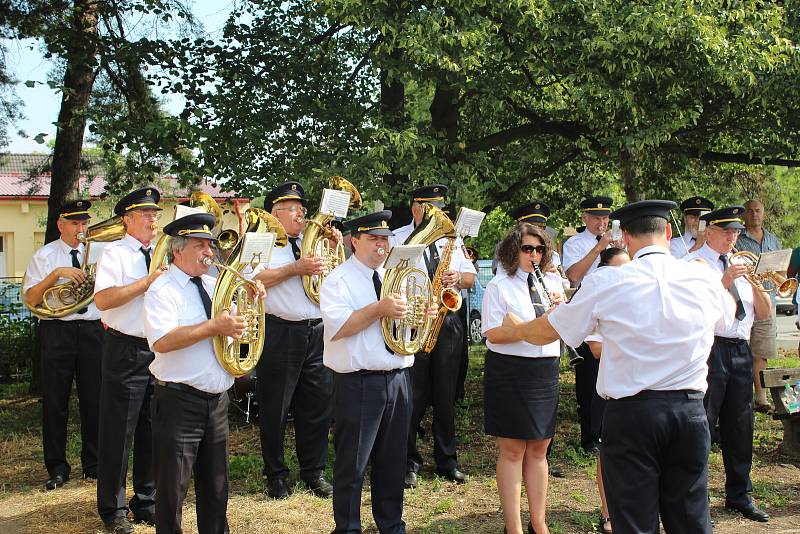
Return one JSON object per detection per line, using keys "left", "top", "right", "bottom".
{"left": 0, "top": 277, "right": 36, "bottom": 381}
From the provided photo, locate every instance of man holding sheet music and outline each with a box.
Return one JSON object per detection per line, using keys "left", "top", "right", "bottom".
{"left": 251, "top": 181, "right": 337, "bottom": 500}
{"left": 390, "top": 184, "right": 477, "bottom": 488}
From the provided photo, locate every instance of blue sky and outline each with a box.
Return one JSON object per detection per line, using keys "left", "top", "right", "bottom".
{"left": 4, "top": 0, "right": 233, "bottom": 153}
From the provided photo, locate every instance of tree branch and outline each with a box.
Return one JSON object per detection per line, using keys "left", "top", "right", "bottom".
{"left": 664, "top": 146, "right": 800, "bottom": 167}
{"left": 346, "top": 35, "right": 382, "bottom": 87}
{"left": 466, "top": 120, "right": 587, "bottom": 153}
{"left": 306, "top": 22, "right": 348, "bottom": 47}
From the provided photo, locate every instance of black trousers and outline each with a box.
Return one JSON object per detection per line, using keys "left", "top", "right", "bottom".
{"left": 705, "top": 337, "right": 755, "bottom": 506}
{"left": 256, "top": 317, "right": 332, "bottom": 481}
{"left": 601, "top": 390, "right": 712, "bottom": 534}
{"left": 332, "top": 369, "right": 411, "bottom": 534}
{"left": 407, "top": 312, "right": 464, "bottom": 473}
{"left": 574, "top": 342, "right": 605, "bottom": 448}
{"left": 39, "top": 319, "right": 103, "bottom": 479}
{"left": 152, "top": 384, "right": 230, "bottom": 534}
{"left": 96, "top": 331, "right": 156, "bottom": 521}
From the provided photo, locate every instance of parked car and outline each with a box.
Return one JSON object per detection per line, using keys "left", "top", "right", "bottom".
{"left": 465, "top": 260, "right": 494, "bottom": 345}
{"left": 776, "top": 293, "right": 797, "bottom": 316}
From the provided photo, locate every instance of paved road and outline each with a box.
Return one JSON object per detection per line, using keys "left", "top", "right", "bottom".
{"left": 776, "top": 312, "right": 800, "bottom": 354}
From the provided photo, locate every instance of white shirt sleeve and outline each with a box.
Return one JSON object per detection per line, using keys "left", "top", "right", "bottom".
{"left": 144, "top": 282, "right": 180, "bottom": 347}
{"left": 452, "top": 240, "right": 477, "bottom": 274}
{"left": 547, "top": 275, "right": 599, "bottom": 348}
{"left": 23, "top": 250, "right": 47, "bottom": 292}
{"left": 320, "top": 275, "right": 353, "bottom": 342}
{"left": 481, "top": 280, "right": 506, "bottom": 334}
{"left": 714, "top": 281, "right": 737, "bottom": 335}
{"left": 560, "top": 236, "right": 582, "bottom": 271}
{"left": 93, "top": 246, "right": 121, "bottom": 293}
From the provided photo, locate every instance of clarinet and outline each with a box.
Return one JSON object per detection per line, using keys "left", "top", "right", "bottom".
{"left": 533, "top": 263, "right": 584, "bottom": 365}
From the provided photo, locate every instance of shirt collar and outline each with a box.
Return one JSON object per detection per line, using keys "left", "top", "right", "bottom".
{"left": 57, "top": 238, "right": 81, "bottom": 254}
{"left": 579, "top": 228, "right": 600, "bottom": 239}
{"left": 632, "top": 245, "right": 669, "bottom": 260}
{"left": 698, "top": 242, "right": 728, "bottom": 261}
{"left": 351, "top": 255, "right": 379, "bottom": 279}
{"left": 515, "top": 267, "right": 532, "bottom": 283}
{"left": 168, "top": 263, "right": 193, "bottom": 288}
{"left": 121, "top": 232, "right": 151, "bottom": 251}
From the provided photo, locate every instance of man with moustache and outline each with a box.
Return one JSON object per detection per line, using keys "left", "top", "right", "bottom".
{"left": 94, "top": 187, "right": 165, "bottom": 534}
{"left": 23, "top": 199, "right": 103, "bottom": 490}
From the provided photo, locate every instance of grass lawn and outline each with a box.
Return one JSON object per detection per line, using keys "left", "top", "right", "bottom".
{"left": 0, "top": 348, "right": 798, "bottom": 533}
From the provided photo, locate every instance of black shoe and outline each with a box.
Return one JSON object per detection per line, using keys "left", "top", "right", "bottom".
{"left": 548, "top": 464, "right": 565, "bottom": 478}
{"left": 725, "top": 501, "right": 769, "bottom": 522}
{"left": 132, "top": 511, "right": 155, "bottom": 526}
{"left": 45, "top": 474, "right": 68, "bottom": 490}
{"left": 103, "top": 517, "right": 134, "bottom": 534}
{"left": 266, "top": 477, "right": 291, "bottom": 499}
{"left": 436, "top": 468, "right": 467, "bottom": 484}
{"left": 404, "top": 471, "right": 418, "bottom": 489}
{"left": 303, "top": 475, "right": 333, "bottom": 498}
{"left": 582, "top": 443, "right": 600, "bottom": 455}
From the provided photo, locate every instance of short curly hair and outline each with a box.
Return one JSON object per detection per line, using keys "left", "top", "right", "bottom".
{"left": 496, "top": 223, "right": 552, "bottom": 276}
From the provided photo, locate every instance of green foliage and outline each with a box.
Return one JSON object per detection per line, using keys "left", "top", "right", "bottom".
{"left": 0, "top": 297, "right": 35, "bottom": 382}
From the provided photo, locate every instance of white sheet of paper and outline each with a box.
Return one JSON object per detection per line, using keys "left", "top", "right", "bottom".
{"left": 454, "top": 207, "right": 486, "bottom": 237}
{"left": 239, "top": 232, "right": 276, "bottom": 267}
{"left": 384, "top": 244, "right": 426, "bottom": 269}
{"left": 320, "top": 189, "right": 352, "bottom": 218}
{"left": 174, "top": 204, "right": 206, "bottom": 221}
{"left": 755, "top": 249, "right": 793, "bottom": 274}
{"left": 87, "top": 242, "right": 109, "bottom": 264}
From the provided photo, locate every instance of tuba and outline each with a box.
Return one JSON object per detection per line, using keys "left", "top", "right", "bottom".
{"left": 301, "top": 176, "right": 363, "bottom": 304}
{"left": 22, "top": 215, "right": 126, "bottom": 319}
{"left": 207, "top": 208, "right": 287, "bottom": 377}
{"left": 380, "top": 203, "right": 453, "bottom": 355}
{"left": 730, "top": 248, "right": 798, "bottom": 298}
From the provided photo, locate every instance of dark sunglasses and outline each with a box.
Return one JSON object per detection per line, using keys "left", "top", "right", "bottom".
{"left": 520, "top": 244, "right": 547, "bottom": 254}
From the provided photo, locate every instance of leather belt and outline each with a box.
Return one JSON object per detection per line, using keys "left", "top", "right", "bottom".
{"left": 355, "top": 368, "right": 402, "bottom": 376}
{"left": 714, "top": 336, "right": 748, "bottom": 345}
{"left": 266, "top": 314, "right": 322, "bottom": 327}
{"left": 614, "top": 389, "right": 705, "bottom": 401}
{"left": 155, "top": 379, "right": 222, "bottom": 400}
{"left": 107, "top": 327, "right": 148, "bottom": 346}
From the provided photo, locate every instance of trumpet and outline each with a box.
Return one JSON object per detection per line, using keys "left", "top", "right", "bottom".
{"left": 532, "top": 263, "right": 583, "bottom": 365}
{"left": 730, "top": 248, "right": 798, "bottom": 298}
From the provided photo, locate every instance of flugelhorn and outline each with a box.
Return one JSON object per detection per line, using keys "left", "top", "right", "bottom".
{"left": 730, "top": 248, "right": 798, "bottom": 298}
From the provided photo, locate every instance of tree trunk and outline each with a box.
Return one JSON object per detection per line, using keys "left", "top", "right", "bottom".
{"left": 621, "top": 147, "right": 645, "bottom": 202}
{"left": 33, "top": 0, "right": 99, "bottom": 396}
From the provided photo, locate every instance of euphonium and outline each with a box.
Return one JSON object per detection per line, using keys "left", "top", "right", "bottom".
{"left": 301, "top": 176, "right": 363, "bottom": 304}
{"left": 22, "top": 215, "right": 126, "bottom": 319}
{"left": 730, "top": 248, "right": 798, "bottom": 298}
{"left": 207, "top": 208, "right": 287, "bottom": 377}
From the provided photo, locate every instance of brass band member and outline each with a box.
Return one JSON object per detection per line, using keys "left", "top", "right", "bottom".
{"left": 144, "top": 213, "right": 264, "bottom": 533}
{"left": 251, "top": 181, "right": 335, "bottom": 499}
{"left": 94, "top": 187, "right": 164, "bottom": 534}
{"left": 390, "top": 184, "right": 476, "bottom": 488}
{"left": 505, "top": 200, "right": 737, "bottom": 534}
{"left": 319, "top": 210, "right": 419, "bottom": 533}
{"left": 669, "top": 196, "right": 714, "bottom": 258}
{"left": 23, "top": 200, "right": 103, "bottom": 490}
{"left": 482, "top": 223, "right": 564, "bottom": 534}
{"left": 688, "top": 206, "right": 771, "bottom": 523}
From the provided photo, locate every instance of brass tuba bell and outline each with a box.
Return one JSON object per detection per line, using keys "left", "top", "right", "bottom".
{"left": 301, "top": 176, "right": 362, "bottom": 304}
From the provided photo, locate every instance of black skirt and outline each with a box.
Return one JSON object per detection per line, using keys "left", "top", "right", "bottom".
{"left": 483, "top": 349, "right": 560, "bottom": 440}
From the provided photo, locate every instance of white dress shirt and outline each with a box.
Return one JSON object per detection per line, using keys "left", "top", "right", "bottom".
{"left": 547, "top": 245, "right": 736, "bottom": 399}
{"left": 482, "top": 267, "right": 563, "bottom": 357}
{"left": 23, "top": 239, "right": 101, "bottom": 321}
{"left": 561, "top": 229, "right": 603, "bottom": 275}
{"left": 93, "top": 233, "right": 152, "bottom": 337}
{"left": 390, "top": 222, "right": 477, "bottom": 278}
{"left": 320, "top": 256, "right": 414, "bottom": 373}
{"left": 248, "top": 232, "right": 321, "bottom": 321}
{"left": 144, "top": 264, "right": 234, "bottom": 394}
{"left": 685, "top": 243, "right": 755, "bottom": 340}
{"left": 670, "top": 233, "right": 696, "bottom": 258}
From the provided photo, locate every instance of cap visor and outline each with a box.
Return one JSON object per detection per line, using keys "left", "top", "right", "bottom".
{"left": 366, "top": 229, "right": 394, "bottom": 236}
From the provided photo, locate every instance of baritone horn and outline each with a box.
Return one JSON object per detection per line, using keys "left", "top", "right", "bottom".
{"left": 301, "top": 176, "right": 363, "bottom": 304}
{"left": 730, "top": 248, "right": 798, "bottom": 298}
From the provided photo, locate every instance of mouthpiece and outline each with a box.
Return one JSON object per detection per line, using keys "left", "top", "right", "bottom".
{"left": 150, "top": 223, "right": 158, "bottom": 230}
{"left": 377, "top": 248, "right": 387, "bottom": 256}
{"left": 77, "top": 232, "right": 87, "bottom": 242}
{"left": 201, "top": 257, "right": 213, "bottom": 266}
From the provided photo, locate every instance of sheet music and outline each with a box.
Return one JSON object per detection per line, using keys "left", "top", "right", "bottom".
{"left": 174, "top": 204, "right": 205, "bottom": 221}
{"left": 384, "top": 245, "right": 426, "bottom": 269}
{"left": 755, "top": 249, "right": 793, "bottom": 274}
{"left": 239, "top": 232, "right": 276, "bottom": 267}
{"left": 454, "top": 207, "right": 486, "bottom": 237}
{"left": 320, "top": 189, "right": 352, "bottom": 218}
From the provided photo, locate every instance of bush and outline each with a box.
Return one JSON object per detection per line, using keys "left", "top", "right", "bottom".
{"left": 0, "top": 292, "right": 36, "bottom": 382}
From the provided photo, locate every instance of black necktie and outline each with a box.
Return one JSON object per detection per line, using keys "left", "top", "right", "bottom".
{"left": 424, "top": 243, "right": 440, "bottom": 279}
{"left": 69, "top": 249, "right": 87, "bottom": 314}
{"left": 190, "top": 276, "right": 212, "bottom": 319}
{"left": 289, "top": 237, "right": 302, "bottom": 260}
{"left": 527, "top": 272, "right": 545, "bottom": 318}
{"left": 141, "top": 247, "right": 152, "bottom": 272}
{"left": 719, "top": 254, "right": 746, "bottom": 321}
{"left": 596, "top": 234, "right": 602, "bottom": 242}
{"left": 372, "top": 271, "right": 394, "bottom": 355}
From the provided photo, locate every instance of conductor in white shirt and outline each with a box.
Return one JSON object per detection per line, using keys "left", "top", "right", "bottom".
{"left": 504, "top": 200, "right": 737, "bottom": 534}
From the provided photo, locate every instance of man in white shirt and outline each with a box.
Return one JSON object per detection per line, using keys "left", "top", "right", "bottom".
{"left": 93, "top": 186, "right": 165, "bottom": 534}
{"left": 560, "top": 195, "right": 618, "bottom": 453}
{"left": 144, "top": 212, "right": 261, "bottom": 534}
{"left": 251, "top": 181, "right": 336, "bottom": 499}
{"left": 688, "top": 206, "right": 771, "bottom": 523}
{"left": 504, "top": 199, "right": 736, "bottom": 534}
{"left": 320, "top": 210, "right": 419, "bottom": 534}
{"left": 669, "top": 196, "right": 714, "bottom": 258}
{"left": 23, "top": 199, "right": 103, "bottom": 490}
{"left": 390, "top": 184, "right": 476, "bottom": 488}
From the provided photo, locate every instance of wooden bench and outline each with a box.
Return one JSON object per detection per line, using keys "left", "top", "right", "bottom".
{"left": 760, "top": 367, "right": 800, "bottom": 458}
